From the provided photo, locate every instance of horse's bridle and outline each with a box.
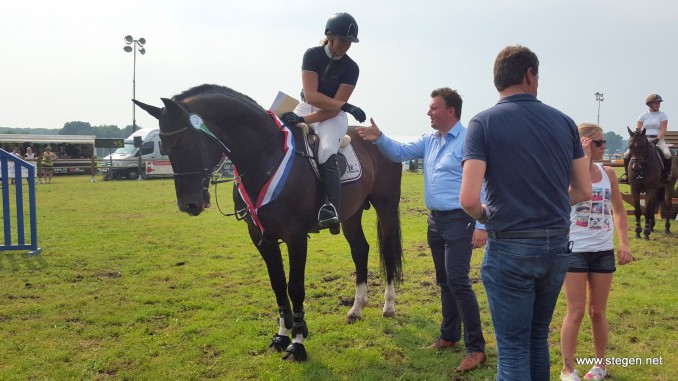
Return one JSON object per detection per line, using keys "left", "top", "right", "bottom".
{"left": 628, "top": 137, "right": 652, "bottom": 181}
{"left": 160, "top": 119, "right": 287, "bottom": 219}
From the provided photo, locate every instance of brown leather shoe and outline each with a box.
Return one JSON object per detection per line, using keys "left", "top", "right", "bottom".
{"left": 422, "top": 337, "right": 459, "bottom": 350}
{"left": 456, "top": 351, "right": 486, "bottom": 372}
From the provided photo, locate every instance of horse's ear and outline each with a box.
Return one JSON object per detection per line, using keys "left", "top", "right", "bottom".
{"left": 641, "top": 128, "right": 646, "bottom": 136}
{"left": 133, "top": 99, "right": 162, "bottom": 120}
{"left": 161, "top": 98, "right": 189, "bottom": 119}
{"left": 627, "top": 126, "right": 633, "bottom": 136}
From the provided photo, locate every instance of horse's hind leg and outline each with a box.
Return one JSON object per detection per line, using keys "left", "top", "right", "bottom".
{"left": 341, "top": 209, "right": 369, "bottom": 324}
{"left": 665, "top": 183, "right": 673, "bottom": 234}
{"left": 374, "top": 212, "right": 402, "bottom": 318}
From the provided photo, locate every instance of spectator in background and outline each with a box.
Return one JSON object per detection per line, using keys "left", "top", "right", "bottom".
{"left": 9, "top": 147, "right": 22, "bottom": 184}
{"left": 24, "top": 146, "right": 36, "bottom": 160}
{"left": 41, "top": 147, "right": 56, "bottom": 184}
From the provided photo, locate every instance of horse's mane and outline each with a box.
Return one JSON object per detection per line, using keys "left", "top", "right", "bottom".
{"left": 173, "top": 84, "right": 262, "bottom": 109}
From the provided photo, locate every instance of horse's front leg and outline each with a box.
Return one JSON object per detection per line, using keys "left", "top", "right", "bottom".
{"left": 633, "top": 194, "right": 642, "bottom": 238}
{"left": 342, "top": 210, "right": 370, "bottom": 323}
{"left": 644, "top": 196, "right": 655, "bottom": 240}
{"left": 282, "top": 236, "right": 309, "bottom": 361}
{"left": 253, "top": 234, "right": 293, "bottom": 354}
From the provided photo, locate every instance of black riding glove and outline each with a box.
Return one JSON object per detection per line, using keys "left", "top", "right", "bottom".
{"left": 650, "top": 137, "right": 660, "bottom": 145}
{"left": 280, "top": 112, "right": 305, "bottom": 126}
{"left": 340, "top": 102, "right": 366, "bottom": 123}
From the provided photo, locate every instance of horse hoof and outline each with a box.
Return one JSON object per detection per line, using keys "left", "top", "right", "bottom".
{"left": 268, "top": 334, "right": 291, "bottom": 353}
{"left": 345, "top": 314, "right": 363, "bottom": 324}
{"left": 282, "top": 343, "right": 308, "bottom": 362}
{"left": 382, "top": 310, "right": 395, "bottom": 318}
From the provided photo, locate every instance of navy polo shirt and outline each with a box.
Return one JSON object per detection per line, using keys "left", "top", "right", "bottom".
{"left": 463, "top": 94, "right": 584, "bottom": 232}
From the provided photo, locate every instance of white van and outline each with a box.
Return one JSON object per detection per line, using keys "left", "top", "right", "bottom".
{"left": 101, "top": 128, "right": 170, "bottom": 179}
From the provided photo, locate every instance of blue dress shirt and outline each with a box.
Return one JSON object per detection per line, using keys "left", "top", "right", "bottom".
{"left": 375, "top": 121, "right": 485, "bottom": 229}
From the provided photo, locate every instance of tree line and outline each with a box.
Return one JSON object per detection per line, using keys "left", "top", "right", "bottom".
{"left": 0, "top": 122, "right": 628, "bottom": 155}
{"left": 0, "top": 121, "right": 142, "bottom": 139}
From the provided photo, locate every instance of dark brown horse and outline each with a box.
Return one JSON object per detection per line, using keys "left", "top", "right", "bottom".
{"left": 626, "top": 127, "right": 676, "bottom": 239}
{"left": 133, "top": 84, "right": 403, "bottom": 361}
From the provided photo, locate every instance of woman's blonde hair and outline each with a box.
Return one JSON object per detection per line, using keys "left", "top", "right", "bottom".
{"left": 577, "top": 122, "right": 603, "bottom": 138}
{"left": 320, "top": 32, "right": 333, "bottom": 46}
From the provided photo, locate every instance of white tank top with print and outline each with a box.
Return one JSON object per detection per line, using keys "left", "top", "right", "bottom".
{"left": 569, "top": 163, "right": 614, "bottom": 252}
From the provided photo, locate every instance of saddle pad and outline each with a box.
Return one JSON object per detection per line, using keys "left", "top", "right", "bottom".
{"left": 339, "top": 144, "right": 362, "bottom": 183}
{"left": 303, "top": 134, "right": 362, "bottom": 183}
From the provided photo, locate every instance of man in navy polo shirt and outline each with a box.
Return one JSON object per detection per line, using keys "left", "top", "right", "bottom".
{"left": 460, "top": 45, "right": 592, "bottom": 381}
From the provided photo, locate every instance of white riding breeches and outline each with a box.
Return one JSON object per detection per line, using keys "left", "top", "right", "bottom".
{"left": 293, "top": 102, "right": 348, "bottom": 164}
{"left": 623, "top": 137, "right": 672, "bottom": 159}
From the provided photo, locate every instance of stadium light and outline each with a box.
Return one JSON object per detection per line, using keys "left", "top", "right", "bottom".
{"left": 123, "top": 35, "right": 147, "bottom": 133}
{"left": 595, "top": 92, "right": 604, "bottom": 125}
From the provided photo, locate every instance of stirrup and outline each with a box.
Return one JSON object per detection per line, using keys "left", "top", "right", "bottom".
{"left": 318, "top": 203, "right": 339, "bottom": 228}
{"left": 619, "top": 173, "right": 629, "bottom": 184}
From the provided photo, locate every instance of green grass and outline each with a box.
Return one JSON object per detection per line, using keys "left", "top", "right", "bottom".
{"left": 0, "top": 173, "right": 675, "bottom": 380}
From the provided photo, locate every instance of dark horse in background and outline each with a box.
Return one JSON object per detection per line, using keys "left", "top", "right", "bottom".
{"left": 626, "top": 127, "right": 677, "bottom": 239}
{"left": 134, "top": 84, "right": 403, "bottom": 361}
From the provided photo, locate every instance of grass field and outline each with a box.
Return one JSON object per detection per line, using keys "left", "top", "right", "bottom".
{"left": 0, "top": 173, "right": 675, "bottom": 380}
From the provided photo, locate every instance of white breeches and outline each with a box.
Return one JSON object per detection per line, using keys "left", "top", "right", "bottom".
{"left": 293, "top": 102, "right": 348, "bottom": 164}
{"left": 624, "top": 138, "right": 672, "bottom": 159}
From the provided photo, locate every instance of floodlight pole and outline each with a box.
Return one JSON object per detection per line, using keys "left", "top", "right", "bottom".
{"left": 595, "top": 92, "right": 604, "bottom": 125}
{"left": 124, "top": 35, "right": 147, "bottom": 180}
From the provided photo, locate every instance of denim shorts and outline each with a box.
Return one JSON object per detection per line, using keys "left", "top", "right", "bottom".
{"left": 568, "top": 249, "right": 616, "bottom": 273}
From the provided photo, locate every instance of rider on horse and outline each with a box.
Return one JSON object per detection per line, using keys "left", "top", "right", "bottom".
{"left": 620, "top": 93, "right": 673, "bottom": 184}
{"left": 280, "top": 13, "right": 366, "bottom": 233}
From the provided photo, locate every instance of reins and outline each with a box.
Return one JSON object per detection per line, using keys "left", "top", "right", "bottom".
{"left": 161, "top": 113, "right": 290, "bottom": 222}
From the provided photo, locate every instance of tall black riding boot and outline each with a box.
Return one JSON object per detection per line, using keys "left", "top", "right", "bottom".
{"left": 663, "top": 157, "right": 672, "bottom": 183}
{"left": 619, "top": 156, "right": 630, "bottom": 184}
{"left": 318, "top": 154, "right": 340, "bottom": 232}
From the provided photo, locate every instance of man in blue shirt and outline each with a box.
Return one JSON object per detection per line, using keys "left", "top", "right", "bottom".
{"left": 460, "top": 45, "right": 592, "bottom": 381}
{"left": 357, "top": 87, "right": 487, "bottom": 373}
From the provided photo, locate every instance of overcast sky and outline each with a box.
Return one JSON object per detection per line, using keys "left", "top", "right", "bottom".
{"left": 2, "top": 0, "right": 677, "bottom": 140}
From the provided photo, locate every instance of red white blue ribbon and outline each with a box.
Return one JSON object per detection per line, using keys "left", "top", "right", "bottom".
{"left": 234, "top": 111, "right": 295, "bottom": 232}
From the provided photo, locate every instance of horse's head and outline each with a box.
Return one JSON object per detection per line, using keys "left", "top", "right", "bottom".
{"left": 133, "top": 98, "right": 223, "bottom": 216}
{"left": 627, "top": 126, "right": 651, "bottom": 158}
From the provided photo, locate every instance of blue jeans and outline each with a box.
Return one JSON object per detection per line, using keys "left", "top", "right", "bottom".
{"left": 428, "top": 211, "right": 485, "bottom": 353}
{"left": 481, "top": 236, "right": 572, "bottom": 381}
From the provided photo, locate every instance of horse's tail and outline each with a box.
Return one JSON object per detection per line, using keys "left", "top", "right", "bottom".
{"left": 376, "top": 209, "right": 403, "bottom": 285}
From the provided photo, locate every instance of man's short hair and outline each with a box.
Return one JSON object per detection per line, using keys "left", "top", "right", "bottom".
{"left": 493, "top": 45, "right": 539, "bottom": 92}
{"left": 430, "top": 87, "right": 462, "bottom": 118}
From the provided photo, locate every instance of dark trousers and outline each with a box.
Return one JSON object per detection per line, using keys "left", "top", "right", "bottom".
{"left": 427, "top": 210, "right": 485, "bottom": 353}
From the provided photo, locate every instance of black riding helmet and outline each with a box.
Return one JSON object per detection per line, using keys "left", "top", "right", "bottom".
{"left": 645, "top": 93, "right": 663, "bottom": 106}
{"left": 325, "top": 12, "right": 359, "bottom": 43}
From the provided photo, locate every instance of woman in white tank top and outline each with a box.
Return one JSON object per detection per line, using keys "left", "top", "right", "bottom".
{"left": 559, "top": 123, "right": 633, "bottom": 381}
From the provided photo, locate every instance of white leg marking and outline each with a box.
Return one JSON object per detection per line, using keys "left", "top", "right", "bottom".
{"left": 382, "top": 282, "right": 396, "bottom": 317}
{"left": 277, "top": 317, "right": 290, "bottom": 336}
{"left": 346, "top": 283, "right": 368, "bottom": 322}
{"left": 292, "top": 334, "right": 305, "bottom": 344}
